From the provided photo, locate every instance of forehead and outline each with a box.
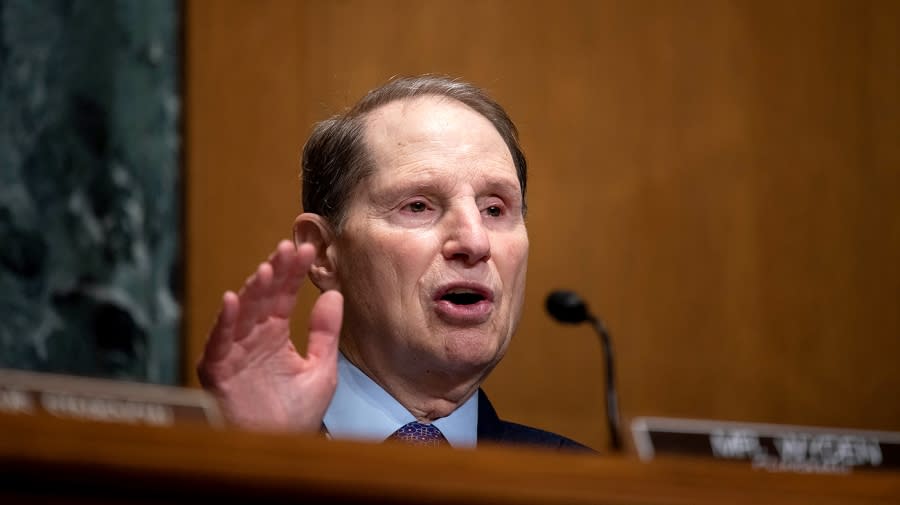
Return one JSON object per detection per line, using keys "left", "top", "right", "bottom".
{"left": 360, "top": 96, "right": 516, "bottom": 186}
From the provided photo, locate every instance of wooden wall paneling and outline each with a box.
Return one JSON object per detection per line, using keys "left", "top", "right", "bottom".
{"left": 185, "top": 0, "right": 306, "bottom": 383}
{"left": 186, "top": 0, "right": 900, "bottom": 451}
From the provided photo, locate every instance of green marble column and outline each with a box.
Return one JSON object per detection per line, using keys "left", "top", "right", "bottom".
{"left": 0, "top": 0, "right": 181, "bottom": 384}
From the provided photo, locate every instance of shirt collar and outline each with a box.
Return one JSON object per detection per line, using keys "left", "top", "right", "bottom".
{"left": 323, "top": 353, "right": 478, "bottom": 448}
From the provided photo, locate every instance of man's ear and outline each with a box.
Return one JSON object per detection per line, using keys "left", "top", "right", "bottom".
{"left": 293, "top": 213, "right": 339, "bottom": 291}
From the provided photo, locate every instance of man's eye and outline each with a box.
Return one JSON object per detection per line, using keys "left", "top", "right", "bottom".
{"left": 406, "top": 201, "right": 428, "bottom": 213}
{"left": 485, "top": 205, "right": 502, "bottom": 217}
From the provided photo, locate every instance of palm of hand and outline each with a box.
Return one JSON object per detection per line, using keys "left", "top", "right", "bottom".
{"left": 198, "top": 242, "right": 343, "bottom": 433}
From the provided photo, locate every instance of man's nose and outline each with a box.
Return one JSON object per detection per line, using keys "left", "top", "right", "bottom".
{"left": 442, "top": 204, "right": 491, "bottom": 265}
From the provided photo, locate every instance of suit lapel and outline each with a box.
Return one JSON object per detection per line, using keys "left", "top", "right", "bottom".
{"left": 476, "top": 389, "right": 506, "bottom": 442}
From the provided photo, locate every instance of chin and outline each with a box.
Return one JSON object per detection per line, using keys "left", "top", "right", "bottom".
{"left": 439, "top": 334, "right": 508, "bottom": 376}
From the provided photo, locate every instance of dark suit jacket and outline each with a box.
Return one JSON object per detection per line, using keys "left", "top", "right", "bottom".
{"left": 477, "top": 390, "right": 593, "bottom": 452}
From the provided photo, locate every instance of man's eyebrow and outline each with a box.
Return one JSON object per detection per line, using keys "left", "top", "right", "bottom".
{"left": 388, "top": 175, "right": 454, "bottom": 192}
{"left": 369, "top": 171, "right": 522, "bottom": 199}
{"left": 480, "top": 178, "right": 523, "bottom": 198}
{"left": 492, "top": 178, "right": 521, "bottom": 191}
{"left": 369, "top": 177, "right": 453, "bottom": 202}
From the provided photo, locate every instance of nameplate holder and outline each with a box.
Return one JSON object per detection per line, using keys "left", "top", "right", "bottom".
{"left": 632, "top": 416, "right": 900, "bottom": 474}
{"left": 0, "top": 368, "right": 223, "bottom": 428}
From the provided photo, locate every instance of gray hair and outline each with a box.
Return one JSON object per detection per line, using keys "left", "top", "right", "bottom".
{"left": 301, "top": 75, "right": 527, "bottom": 229}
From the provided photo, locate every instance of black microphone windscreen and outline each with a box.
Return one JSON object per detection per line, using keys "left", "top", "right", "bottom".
{"left": 545, "top": 290, "right": 590, "bottom": 324}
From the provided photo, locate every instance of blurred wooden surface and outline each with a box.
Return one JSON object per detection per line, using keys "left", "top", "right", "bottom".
{"left": 184, "top": 0, "right": 900, "bottom": 451}
{"left": 0, "top": 414, "right": 898, "bottom": 504}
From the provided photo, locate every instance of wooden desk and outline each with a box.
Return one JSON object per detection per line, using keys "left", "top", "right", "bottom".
{"left": 0, "top": 414, "right": 896, "bottom": 504}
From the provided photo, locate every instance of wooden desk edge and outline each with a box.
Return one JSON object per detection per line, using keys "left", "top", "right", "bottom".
{"left": 0, "top": 414, "right": 897, "bottom": 505}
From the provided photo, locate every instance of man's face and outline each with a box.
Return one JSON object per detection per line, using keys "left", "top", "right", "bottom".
{"left": 334, "top": 96, "right": 529, "bottom": 388}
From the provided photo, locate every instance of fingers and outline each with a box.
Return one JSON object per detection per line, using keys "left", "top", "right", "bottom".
{"left": 307, "top": 290, "right": 343, "bottom": 363}
{"left": 270, "top": 241, "right": 316, "bottom": 318}
{"left": 232, "top": 240, "right": 314, "bottom": 340}
{"left": 201, "top": 239, "right": 316, "bottom": 367}
{"left": 233, "top": 261, "right": 275, "bottom": 340}
{"left": 200, "top": 291, "right": 240, "bottom": 365}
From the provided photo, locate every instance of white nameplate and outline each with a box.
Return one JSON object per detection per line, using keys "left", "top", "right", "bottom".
{"left": 632, "top": 416, "right": 900, "bottom": 474}
{"left": 0, "top": 368, "right": 223, "bottom": 428}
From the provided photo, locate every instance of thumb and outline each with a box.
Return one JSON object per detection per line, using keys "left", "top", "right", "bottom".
{"left": 307, "top": 289, "right": 343, "bottom": 362}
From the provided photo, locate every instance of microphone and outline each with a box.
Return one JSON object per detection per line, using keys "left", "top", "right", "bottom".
{"left": 546, "top": 290, "right": 622, "bottom": 452}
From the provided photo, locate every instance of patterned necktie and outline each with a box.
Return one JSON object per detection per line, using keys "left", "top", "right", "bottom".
{"left": 387, "top": 421, "right": 448, "bottom": 447}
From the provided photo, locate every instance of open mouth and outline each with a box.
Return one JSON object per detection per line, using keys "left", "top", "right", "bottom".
{"left": 433, "top": 285, "right": 494, "bottom": 324}
{"left": 440, "top": 291, "right": 487, "bottom": 305}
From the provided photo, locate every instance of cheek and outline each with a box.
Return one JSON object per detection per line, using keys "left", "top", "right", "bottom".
{"left": 341, "top": 244, "right": 395, "bottom": 295}
{"left": 339, "top": 231, "right": 437, "bottom": 301}
{"left": 498, "top": 234, "right": 529, "bottom": 288}
{"left": 337, "top": 242, "right": 399, "bottom": 332}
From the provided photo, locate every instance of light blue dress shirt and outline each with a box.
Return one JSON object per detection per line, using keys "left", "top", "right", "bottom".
{"left": 323, "top": 353, "right": 478, "bottom": 448}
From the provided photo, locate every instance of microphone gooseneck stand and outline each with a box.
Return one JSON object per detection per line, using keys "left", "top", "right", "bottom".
{"left": 545, "top": 290, "right": 622, "bottom": 452}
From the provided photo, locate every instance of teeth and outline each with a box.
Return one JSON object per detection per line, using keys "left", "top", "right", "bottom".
{"left": 447, "top": 288, "right": 477, "bottom": 294}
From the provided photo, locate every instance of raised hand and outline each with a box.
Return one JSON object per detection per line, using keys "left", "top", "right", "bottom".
{"left": 197, "top": 240, "right": 343, "bottom": 432}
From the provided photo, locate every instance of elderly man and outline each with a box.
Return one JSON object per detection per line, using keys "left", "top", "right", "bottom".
{"left": 198, "top": 75, "right": 588, "bottom": 450}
